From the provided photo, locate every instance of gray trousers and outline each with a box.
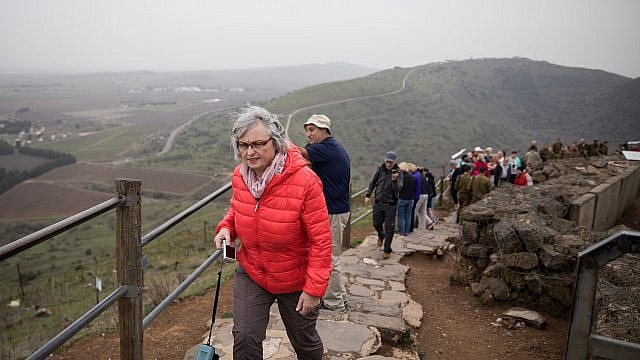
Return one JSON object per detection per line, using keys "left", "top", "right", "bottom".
{"left": 232, "top": 266, "right": 323, "bottom": 360}
{"left": 322, "top": 212, "right": 350, "bottom": 310}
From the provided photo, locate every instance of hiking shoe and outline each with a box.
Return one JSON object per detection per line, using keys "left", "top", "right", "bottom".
{"left": 383, "top": 252, "right": 391, "bottom": 259}
{"left": 377, "top": 239, "right": 383, "bottom": 248}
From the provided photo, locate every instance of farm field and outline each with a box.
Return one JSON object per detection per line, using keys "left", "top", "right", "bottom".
{"left": 0, "top": 153, "right": 51, "bottom": 172}
{"left": 39, "top": 163, "right": 216, "bottom": 195}
{"left": 32, "top": 123, "right": 166, "bottom": 162}
{"left": 0, "top": 182, "right": 112, "bottom": 220}
{"left": 0, "top": 163, "right": 219, "bottom": 220}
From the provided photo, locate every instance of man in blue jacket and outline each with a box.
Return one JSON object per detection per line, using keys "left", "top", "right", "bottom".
{"left": 298, "top": 114, "right": 351, "bottom": 312}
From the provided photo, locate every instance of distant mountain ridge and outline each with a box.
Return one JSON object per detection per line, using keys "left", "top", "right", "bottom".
{"left": 0, "top": 62, "right": 377, "bottom": 92}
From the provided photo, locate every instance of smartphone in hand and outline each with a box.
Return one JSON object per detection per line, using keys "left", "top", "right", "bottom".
{"left": 222, "top": 239, "right": 236, "bottom": 262}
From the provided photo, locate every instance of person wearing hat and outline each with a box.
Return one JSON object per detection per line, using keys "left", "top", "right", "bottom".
{"left": 365, "top": 151, "right": 401, "bottom": 259}
{"left": 298, "top": 114, "right": 351, "bottom": 312}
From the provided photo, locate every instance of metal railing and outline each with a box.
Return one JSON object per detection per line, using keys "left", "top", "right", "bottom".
{"left": 349, "top": 186, "right": 371, "bottom": 226}
{"left": 0, "top": 195, "right": 125, "bottom": 261}
{"left": 3, "top": 173, "right": 445, "bottom": 359}
{"left": 0, "top": 178, "right": 232, "bottom": 360}
{"left": 0, "top": 179, "right": 136, "bottom": 359}
{"left": 565, "top": 230, "right": 640, "bottom": 360}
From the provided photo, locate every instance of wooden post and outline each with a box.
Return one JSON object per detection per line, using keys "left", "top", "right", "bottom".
{"left": 16, "top": 263, "right": 25, "bottom": 302}
{"left": 115, "top": 178, "right": 143, "bottom": 360}
{"left": 342, "top": 183, "right": 352, "bottom": 250}
{"left": 342, "top": 213, "right": 352, "bottom": 251}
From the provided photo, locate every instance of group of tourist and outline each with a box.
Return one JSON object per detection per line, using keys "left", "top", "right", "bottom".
{"left": 364, "top": 153, "right": 439, "bottom": 259}
{"left": 448, "top": 137, "right": 610, "bottom": 223}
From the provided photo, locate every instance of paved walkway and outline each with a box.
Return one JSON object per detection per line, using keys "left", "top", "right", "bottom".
{"left": 185, "top": 214, "right": 458, "bottom": 359}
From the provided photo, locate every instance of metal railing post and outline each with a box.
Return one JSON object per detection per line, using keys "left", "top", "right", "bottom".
{"left": 115, "top": 178, "right": 143, "bottom": 360}
{"left": 564, "top": 256, "right": 598, "bottom": 360}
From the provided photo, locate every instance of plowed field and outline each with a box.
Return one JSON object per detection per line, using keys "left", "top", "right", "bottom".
{"left": 0, "top": 182, "right": 111, "bottom": 219}
{"left": 39, "top": 163, "right": 213, "bottom": 194}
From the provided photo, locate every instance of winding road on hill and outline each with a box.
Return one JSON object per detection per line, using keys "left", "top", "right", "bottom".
{"left": 158, "top": 111, "right": 212, "bottom": 156}
{"left": 284, "top": 67, "right": 416, "bottom": 130}
{"left": 151, "top": 67, "right": 414, "bottom": 159}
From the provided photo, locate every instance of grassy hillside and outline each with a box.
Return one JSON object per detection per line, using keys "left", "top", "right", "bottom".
{"left": 143, "top": 58, "right": 639, "bottom": 188}
{"left": 278, "top": 58, "right": 638, "bottom": 183}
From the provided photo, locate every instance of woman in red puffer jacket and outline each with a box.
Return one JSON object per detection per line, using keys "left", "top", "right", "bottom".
{"left": 214, "top": 106, "right": 332, "bottom": 360}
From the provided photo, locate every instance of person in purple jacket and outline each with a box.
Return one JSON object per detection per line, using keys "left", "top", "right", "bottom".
{"left": 409, "top": 163, "right": 422, "bottom": 232}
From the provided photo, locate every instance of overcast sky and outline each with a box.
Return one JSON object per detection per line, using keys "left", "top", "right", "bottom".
{"left": 1, "top": 0, "right": 639, "bottom": 77}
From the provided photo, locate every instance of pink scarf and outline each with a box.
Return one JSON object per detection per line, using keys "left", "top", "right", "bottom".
{"left": 240, "top": 152, "right": 287, "bottom": 199}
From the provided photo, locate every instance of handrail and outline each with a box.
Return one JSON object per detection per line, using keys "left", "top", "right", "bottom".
{"left": 565, "top": 230, "right": 640, "bottom": 360}
{"left": 351, "top": 209, "right": 373, "bottom": 225}
{"left": 143, "top": 249, "right": 223, "bottom": 328}
{"left": 0, "top": 195, "right": 125, "bottom": 261}
{"left": 27, "top": 286, "right": 128, "bottom": 360}
{"left": 141, "top": 182, "right": 231, "bottom": 247}
{"left": 0, "top": 180, "right": 140, "bottom": 360}
{"left": 351, "top": 187, "right": 368, "bottom": 199}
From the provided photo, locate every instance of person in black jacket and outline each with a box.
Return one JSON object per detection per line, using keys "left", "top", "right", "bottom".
{"left": 423, "top": 167, "right": 438, "bottom": 223}
{"left": 365, "top": 151, "right": 401, "bottom": 259}
{"left": 448, "top": 156, "right": 467, "bottom": 209}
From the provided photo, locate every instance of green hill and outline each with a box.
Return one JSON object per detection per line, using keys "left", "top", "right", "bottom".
{"left": 137, "top": 58, "right": 640, "bottom": 187}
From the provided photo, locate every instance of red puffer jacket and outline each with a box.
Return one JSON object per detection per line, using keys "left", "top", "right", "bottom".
{"left": 216, "top": 146, "right": 332, "bottom": 297}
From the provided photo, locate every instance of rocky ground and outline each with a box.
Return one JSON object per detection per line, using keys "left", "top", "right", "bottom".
{"left": 403, "top": 253, "right": 566, "bottom": 360}
{"left": 452, "top": 157, "right": 636, "bottom": 299}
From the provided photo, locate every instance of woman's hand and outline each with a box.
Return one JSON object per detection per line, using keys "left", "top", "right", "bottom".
{"left": 214, "top": 228, "right": 231, "bottom": 249}
{"left": 296, "top": 291, "right": 320, "bottom": 316}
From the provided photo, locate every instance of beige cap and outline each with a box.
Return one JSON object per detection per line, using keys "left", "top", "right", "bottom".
{"left": 303, "top": 114, "right": 331, "bottom": 133}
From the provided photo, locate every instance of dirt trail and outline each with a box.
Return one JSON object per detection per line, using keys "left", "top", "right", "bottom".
{"left": 403, "top": 253, "right": 567, "bottom": 360}
{"left": 50, "top": 280, "right": 235, "bottom": 360}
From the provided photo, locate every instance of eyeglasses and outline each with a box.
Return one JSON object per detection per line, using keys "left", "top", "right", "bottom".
{"left": 237, "top": 137, "right": 272, "bottom": 151}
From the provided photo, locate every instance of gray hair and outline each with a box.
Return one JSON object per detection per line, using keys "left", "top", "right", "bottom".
{"left": 230, "top": 105, "right": 289, "bottom": 160}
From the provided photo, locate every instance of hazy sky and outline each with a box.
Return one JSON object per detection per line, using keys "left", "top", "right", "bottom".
{"left": 1, "top": 0, "right": 639, "bottom": 77}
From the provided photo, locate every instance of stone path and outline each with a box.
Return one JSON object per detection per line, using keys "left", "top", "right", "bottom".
{"left": 185, "top": 214, "right": 459, "bottom": 359}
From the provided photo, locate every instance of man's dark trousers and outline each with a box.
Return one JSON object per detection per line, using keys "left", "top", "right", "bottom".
{"left": 372, "top": 202, "right": 396, "bottom": 254}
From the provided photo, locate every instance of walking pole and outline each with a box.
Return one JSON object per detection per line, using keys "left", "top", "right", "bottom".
{"left": 194, "top": 253, "right": 224, "bottom": 360}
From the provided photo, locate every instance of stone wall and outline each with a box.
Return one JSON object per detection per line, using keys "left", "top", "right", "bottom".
{"left": 451, "top": 157, "right": 640, "bottom": 316}
{"left": 568, "top": 163, "right": 640, "bottom": 231}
